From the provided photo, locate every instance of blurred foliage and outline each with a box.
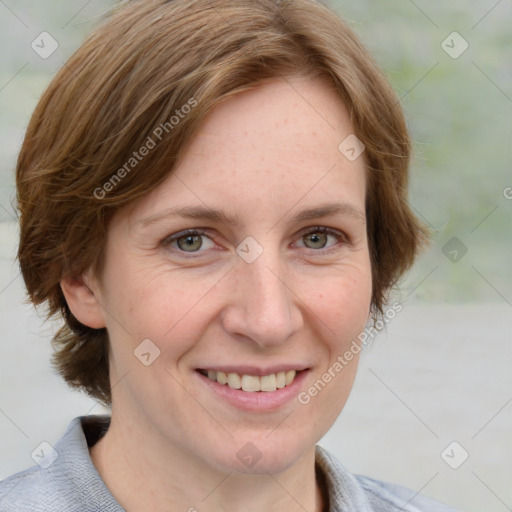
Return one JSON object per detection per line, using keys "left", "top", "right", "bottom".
{"left": 0, "top": 0, "right": 510, "bottom": 302}
{"left": 332, "top": 1, "right": 512, "bottom": 303}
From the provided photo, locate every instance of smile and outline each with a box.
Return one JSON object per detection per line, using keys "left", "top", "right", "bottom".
{"left": 197, "top": 369, "right": 299, "bottom": 392}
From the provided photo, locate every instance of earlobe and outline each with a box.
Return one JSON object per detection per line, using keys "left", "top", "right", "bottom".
{"left": 60, "top": 274, "right": 106, "bottom": 329}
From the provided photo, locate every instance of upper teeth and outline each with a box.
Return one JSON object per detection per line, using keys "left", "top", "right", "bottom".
{"left": 205, "top": 370, "right": 297, "bottom": 392}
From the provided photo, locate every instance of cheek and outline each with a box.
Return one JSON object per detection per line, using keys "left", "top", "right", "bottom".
{"left": 299, "top": 269, "right": 371, "bottom": 426}
{"left": 104, "top": 262, "right": 222, "bottom": 362}
{"left": 124, "top": 280, "right": 202, "bottom": 341}
{"left": 307, "top": 264, "right": 372, "bottom": 344}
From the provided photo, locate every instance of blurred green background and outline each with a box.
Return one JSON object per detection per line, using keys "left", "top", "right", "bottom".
{"left": 0, "top": 3, "right": 511, "bottom": 511}
{"left": 0, "top": 0, "right": 511, "bottom": 304}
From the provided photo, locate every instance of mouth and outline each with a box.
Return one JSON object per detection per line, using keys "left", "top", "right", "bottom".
{"left": 196, "top": 368, "right": 302, "bottom": 392}
{"left": 194, "top": 366, "right": 309, "bottom": 412}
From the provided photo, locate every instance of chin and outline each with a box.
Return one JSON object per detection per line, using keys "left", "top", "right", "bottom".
{"left": 206, "top": 432, "right": 315, "bottom": 475}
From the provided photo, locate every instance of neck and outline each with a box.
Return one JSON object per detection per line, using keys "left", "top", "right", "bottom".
{"left": 89, "top": 414, "right": 325, "bottom": 512}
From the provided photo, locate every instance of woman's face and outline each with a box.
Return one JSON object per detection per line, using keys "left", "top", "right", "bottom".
{"left": 92, "top": 75, "right": 371, "bottom": 473}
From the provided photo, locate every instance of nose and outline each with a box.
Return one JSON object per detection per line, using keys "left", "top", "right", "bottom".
{"left": 220, "top": 247, "right": 304, "bottom": 348}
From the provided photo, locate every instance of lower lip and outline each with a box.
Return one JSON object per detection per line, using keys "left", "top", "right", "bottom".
{"left": 195, "top": 370, "right": 309, "bottom": 412}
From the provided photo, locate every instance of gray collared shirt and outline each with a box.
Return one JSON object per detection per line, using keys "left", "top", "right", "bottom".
{"left": 0, "top": 416, "right": 459, "bottom": 511}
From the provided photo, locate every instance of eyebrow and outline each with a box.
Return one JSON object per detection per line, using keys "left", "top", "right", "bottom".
{"left": 290, "top": 203, "right": 366, "bottom": 224}
{"left": 137, "top": 205, "right": 240, "bottom": 227}
{"left": 137, "top": 202, "right": 366, "bottom": 228}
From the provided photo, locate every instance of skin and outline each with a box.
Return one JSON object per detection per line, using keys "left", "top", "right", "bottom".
{"left": 62, "top": 75, "right": 372, "bottom": 512}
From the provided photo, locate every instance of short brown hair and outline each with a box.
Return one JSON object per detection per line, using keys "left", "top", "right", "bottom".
{"left": 16, "top": 0, "right": 427, "bottom": 405}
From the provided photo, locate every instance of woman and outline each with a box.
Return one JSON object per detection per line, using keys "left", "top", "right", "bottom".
{"left": 1, "top": 0, "right": 458, "bottom": 510}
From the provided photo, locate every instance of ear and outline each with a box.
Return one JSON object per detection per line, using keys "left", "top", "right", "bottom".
{"left": 60, "top": 273, "right": 106, "bottom": 329}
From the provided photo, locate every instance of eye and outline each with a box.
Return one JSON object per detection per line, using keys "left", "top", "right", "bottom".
{"left": 294, "top": 226, "right": 347, "bottom": 251}
{"left": 162, "top": 226, "right": 348, "bottom": 258}
{"left": 163, "top": 229, "right": 216, "bottom": 253}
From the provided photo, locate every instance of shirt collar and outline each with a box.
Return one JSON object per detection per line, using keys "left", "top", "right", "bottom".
{"left": 61, "top": 416, "right": 373, "bottom": 512}
{"left": 315, "top": 445, "right": 373, "bottom": 511}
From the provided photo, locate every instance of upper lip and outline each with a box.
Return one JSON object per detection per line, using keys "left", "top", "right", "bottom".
{"left": 196, "top": 365, "right": 309, "bottom": 376}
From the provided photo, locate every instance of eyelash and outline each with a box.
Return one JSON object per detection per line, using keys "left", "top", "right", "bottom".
{"left": 162, "top": 226, "right": 349, "bottom": 258}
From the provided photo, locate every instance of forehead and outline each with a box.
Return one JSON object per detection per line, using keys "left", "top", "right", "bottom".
{"left": 127, "top": 75, "right": 366, "bottom": 226}
{"left": 185, "top": 75, "right": 354, "bottom": 167}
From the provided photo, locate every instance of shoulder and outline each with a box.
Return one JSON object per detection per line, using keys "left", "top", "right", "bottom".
{"left": 0, "top": 416, "right": 121, "bottom": 512}
{"left": 315, "top": 446, "right": 461, "bottom": 512}
{"left": 355, "top": 474, "right": 460, "bottom": 512}
{"left": 0, "top": 465, "right": 68, "bottom": 512}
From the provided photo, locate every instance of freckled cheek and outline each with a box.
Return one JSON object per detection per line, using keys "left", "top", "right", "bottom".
{"left": 118, "top": 275, "right": 212, "bottom": 348}
{"left": 307, "top": 271, "right": 372, "bottom": 342}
